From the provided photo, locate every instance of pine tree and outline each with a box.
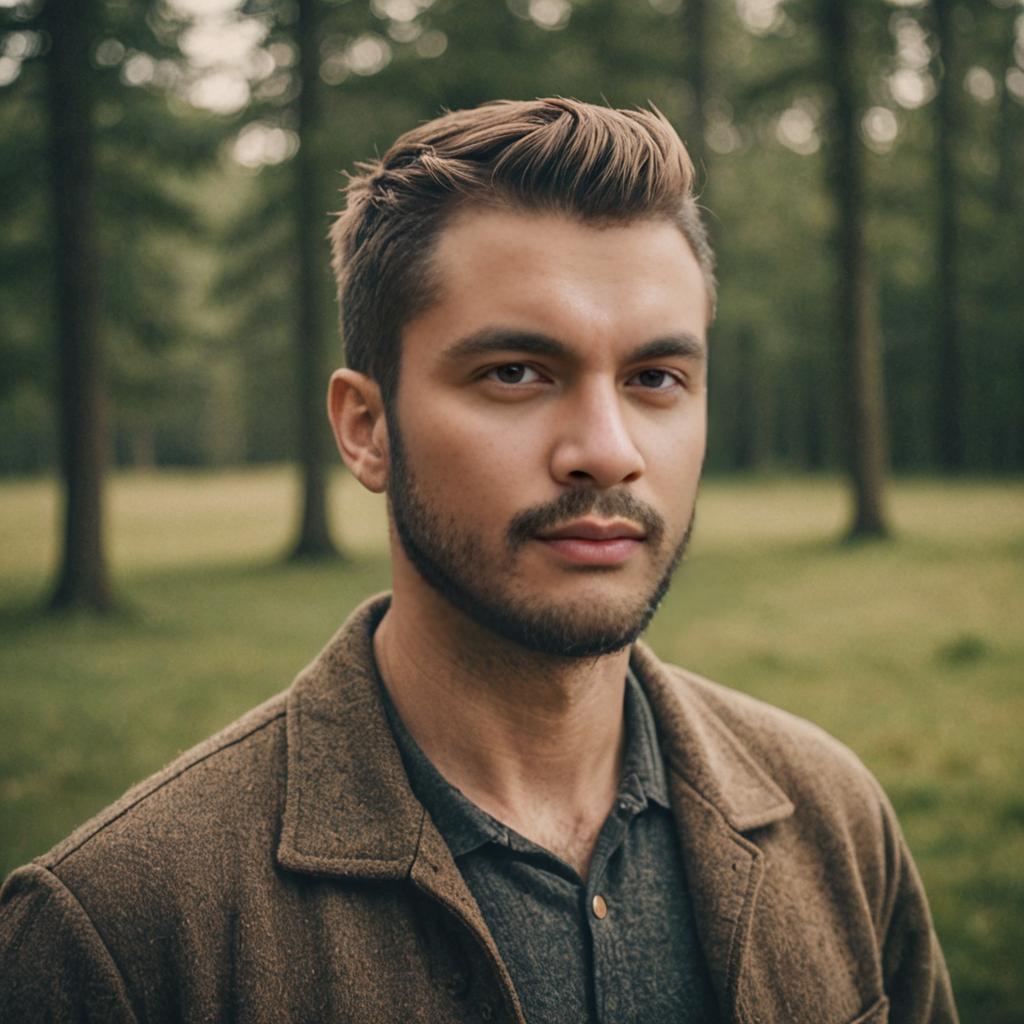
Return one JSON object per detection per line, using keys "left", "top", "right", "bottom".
{"left": 1, "top": 0, "right": 218, "bottom": 609}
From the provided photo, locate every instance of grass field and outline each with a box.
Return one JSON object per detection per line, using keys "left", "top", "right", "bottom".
{"left": 1, "top": 469, "right": 1021, "bottom": 1020}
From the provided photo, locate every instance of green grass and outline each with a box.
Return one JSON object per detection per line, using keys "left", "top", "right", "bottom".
{"left": 2, "top": 469, "right": 1022, "bottom": 1020}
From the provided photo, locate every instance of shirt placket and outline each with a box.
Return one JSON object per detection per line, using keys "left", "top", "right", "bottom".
{"left": 583, "top": 778, "right": 647, "bottom": 1024}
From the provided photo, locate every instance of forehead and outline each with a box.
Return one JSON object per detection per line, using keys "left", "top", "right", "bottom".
{"left": 404, "top": 207, "right": 708, "bottom": 360}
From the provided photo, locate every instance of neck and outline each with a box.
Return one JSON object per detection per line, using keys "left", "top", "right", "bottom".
{"left": 374, "top": 576, "right": 630, "bottom": 878}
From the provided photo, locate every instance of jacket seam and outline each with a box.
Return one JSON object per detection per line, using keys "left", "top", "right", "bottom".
{"left": 39, "top": 864, "right": 139, "bottom": 1021}
{"left": 875, "top": 787, "right": 903, "bottom": 945}
{"left": 726, "top": 847, "right": 764, "bottom": 1024}
{"left": 406, "top": 803, "right": 429, "bottom": 880}
{"left": 50, "top": 710, "right": 286, "bottom": 869}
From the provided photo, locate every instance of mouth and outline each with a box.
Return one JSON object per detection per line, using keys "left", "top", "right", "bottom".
{"left": 535, "top": 519, "right": 646, "bottom": 566}
{"left": 537, "top": 518, "right": 647, "bottom": 542}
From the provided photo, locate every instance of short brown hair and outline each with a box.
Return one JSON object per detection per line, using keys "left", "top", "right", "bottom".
{"left": 329, "top": 98, "right": 715, "bottom": 404}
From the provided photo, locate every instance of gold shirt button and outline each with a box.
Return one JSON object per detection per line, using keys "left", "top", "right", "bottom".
{"left": 592, "top": 894, "right": 608, "bottom": 919}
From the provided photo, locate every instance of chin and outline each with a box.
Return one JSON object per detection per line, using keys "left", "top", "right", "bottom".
{"left": 458, "top": 586, "right": 665, "bottom": 661}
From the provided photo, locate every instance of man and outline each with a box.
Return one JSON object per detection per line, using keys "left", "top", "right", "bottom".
{"left": 1, "top": 99, "right": 955, "bottom": 1022}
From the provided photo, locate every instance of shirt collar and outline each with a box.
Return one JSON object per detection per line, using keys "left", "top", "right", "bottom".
{"left": 275, "top": 593, "right": 794, "bottom": 883}
{"left": 378, "top": 674, "right": 503, "bottom": 858}
{"left": 379, "top": 660, "right": 672, "bottom": 860}
{"left": 622, "top": 669, "right": 671, "bottom": 811}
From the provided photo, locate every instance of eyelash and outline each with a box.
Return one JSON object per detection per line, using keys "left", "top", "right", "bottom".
{"left": 483, "top": 364, "right": 685, "bottom": 390}
{"left": 485, "top": 364, "right": 545, "bottom": 385}
{"left": 628, "top": 368, "right": 682, "bottom": 391}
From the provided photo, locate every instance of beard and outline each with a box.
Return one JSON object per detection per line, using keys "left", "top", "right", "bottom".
{"left": 387, "top": 417, "right": 694, "bottom": 659}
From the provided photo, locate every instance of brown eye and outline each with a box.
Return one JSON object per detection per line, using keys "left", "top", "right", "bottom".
{"left": 488, "top": 364, "right": 542, "bottom": 384}
{"left": 632, "top": 369, "right": 675, "bottom": 389}
{"left": 496, "top": 364, "right": 526, "bottom": 383}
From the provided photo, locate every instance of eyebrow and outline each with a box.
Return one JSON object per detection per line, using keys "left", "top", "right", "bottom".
{"left": 441, "top": 326, "right": 706, "bottom": 365}
{"left": 629, "top": 335, "right": 706, "bottom": 363}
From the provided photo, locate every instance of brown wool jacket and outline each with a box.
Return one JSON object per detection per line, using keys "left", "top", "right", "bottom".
{"left": 1, "top": 595, "right": 957, "bottom": 1024}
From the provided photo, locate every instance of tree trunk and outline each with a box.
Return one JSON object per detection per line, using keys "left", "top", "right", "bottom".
{"left": 932, "top": 0, "right": 965, "bottom": 471}
{"left": 129, "top": 424, "right": 156, "bottom": 470}
{"left": 290, "top": 0, "right": 338, "bottom": 559}
{"left": 802, "top": 351, "right": 827, "bottom": 471}
{"left": 733, "top": 327, "right": 764, "bottom": 470}
{"left": 993, "top": 7, "right": 1019, "bottom": 223}
{"left": 993, "top": 8, "right": 1022, "bottom": 470}
{"left": 683, "top": 0, "right": 709, "bottom": 191}
{"left": 818, "top": 0, "right": 890, "bottom": 538}
{"left": 46, "top": 0, "right": 114, "bottom": 610}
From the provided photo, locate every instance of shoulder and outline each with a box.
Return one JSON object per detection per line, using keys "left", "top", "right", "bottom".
{"left": 640, "top": 652, "right": 919, "bottom": 974}
{"left": 673, "top": 663, "right": 876, "bottom": 787}
{"left": 19, "top": 692, "right": 289, "bottom": 920}
{"left": 639, "top": 656, "right": 959, "bottom": 1021}
{"left": 634, "top": 644, "right": 895, "bottom": 848}
{"left": 0, "top": 692, "right": 291, "bottom": 1014}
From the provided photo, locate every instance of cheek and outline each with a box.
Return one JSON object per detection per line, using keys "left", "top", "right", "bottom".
{"left": 402, "top": 414, "right": 538, "bottom": 515}
{"left": 642, "top": 404, "right": 706, "bottom": 465}
{"left": 410, "top": 401, "right": 541, "bottom": 475}
{"left": 642, "top": 417, "right": 705, "bottom": 511}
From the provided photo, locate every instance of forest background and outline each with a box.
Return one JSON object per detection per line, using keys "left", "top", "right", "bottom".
{"left": 3, "top": 0, "right": 1022, "bottom": 549}
{"left": 1, "top": 0, "right": 1022, "bottom": 1018}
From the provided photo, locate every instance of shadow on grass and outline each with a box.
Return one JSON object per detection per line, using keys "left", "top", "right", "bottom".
{"left": 0, "top": 552, "right": 393, "bottom": 640}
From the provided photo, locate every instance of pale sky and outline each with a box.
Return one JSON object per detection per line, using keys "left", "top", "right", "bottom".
{"left": 169, "top": 0, "right": 265, "bottom": 114}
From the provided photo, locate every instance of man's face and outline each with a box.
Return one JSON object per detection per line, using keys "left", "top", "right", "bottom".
{"left": 387, "top": 208, "right": 708, "bottom": 658}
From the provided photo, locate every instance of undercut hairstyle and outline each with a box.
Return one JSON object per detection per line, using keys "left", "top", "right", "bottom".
{"left": 329, "top": 97, "right": 716, "bottom": 407}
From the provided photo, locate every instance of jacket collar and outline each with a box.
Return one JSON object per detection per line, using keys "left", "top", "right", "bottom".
{"left": 276, "top": 594, "right": 515, "bottom": 1016}
{"left": 628, "top": 643, "right": 794, "bottom": 832}
{"left": 627, "top": 643, "right": 794, "bottom": 1021}
{"left": 277, "top": 594, "right": 797, "bottom": 1020}
{"left": 277, "top": 593, "right": 793, "bottom": 880}
{"left": 277, "top": 595, "right": 422, "bottom": 880}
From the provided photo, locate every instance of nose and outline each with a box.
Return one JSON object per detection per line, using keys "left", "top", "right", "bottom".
{"left": 549, "top": 379, "right": 645, "bottom": 488}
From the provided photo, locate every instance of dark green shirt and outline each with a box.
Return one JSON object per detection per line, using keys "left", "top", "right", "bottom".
{"left": 380, "top": 669, "right": 720, "bottom": 1024}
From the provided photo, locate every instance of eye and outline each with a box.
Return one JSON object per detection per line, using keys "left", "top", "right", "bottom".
{"left": 628, "top": 368, "right": 680, "bottom": 390}
{"left": 486, "top": 363, "right": 544, "bottom": 385}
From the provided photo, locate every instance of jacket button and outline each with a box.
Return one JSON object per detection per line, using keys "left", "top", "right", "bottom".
{"left": 592, "top": 894, "right": 608, "bottom": 919}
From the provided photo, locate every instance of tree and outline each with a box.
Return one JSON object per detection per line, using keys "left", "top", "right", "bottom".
{"left": 44, "top": 0, "right": 112, "bottom": 610}
{"left": 817, "top": 0, "right": 890, "bottom": 537}
{"left": 9, "top": 0, "right": 1018, "bottom": 485}
{"left": 683, "top": 0, "right": 710, "bottom": 189}
{"left": 931, "top": 0, "right": 965, "bottom": 471}
{"left": 290, "top": 0, "right": 337, "bottom": 558}
{"left": 0, "top": 0, "right": 220, "bottom": 605}
{"left": 229, "top": 0, "right": 401, "bottom": 560}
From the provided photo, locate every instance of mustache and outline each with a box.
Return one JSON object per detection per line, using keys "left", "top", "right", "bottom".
{"left": 506, "top": 489, "right": 666, "bottom": 552}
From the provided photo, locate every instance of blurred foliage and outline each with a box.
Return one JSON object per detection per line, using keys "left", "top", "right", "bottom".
{"left": 0, "top": 0, "right": 1021, "bottom": 477}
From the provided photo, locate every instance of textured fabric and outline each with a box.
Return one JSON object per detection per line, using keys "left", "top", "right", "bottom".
{"left": 382, "top": 670, "right": 719, "bottom": 1023}
{"left": 0, "top": 593, "right": 958, "bottom": 1023}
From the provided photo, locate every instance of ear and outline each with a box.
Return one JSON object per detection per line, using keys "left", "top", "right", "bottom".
{"left": 327, "top": 369, "right": 389, "bottom": 494}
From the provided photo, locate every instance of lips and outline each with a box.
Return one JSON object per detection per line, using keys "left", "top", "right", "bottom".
{"left": 535, "top": 519, "right": 646, "bottom": 566}
{"left": 537, "top": 519, "right": 647, "bottom": 542}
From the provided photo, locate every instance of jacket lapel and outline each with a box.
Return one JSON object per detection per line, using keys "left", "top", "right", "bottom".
{"left": 631, "top": 644, "right": 794, "bottom": 1022}
{"left": 277, "top": 595, "right": 798, "bottom": 1023}
{"left": 276, "top": 595, "right": 424, "bottom": 881}
{"left": 276, "top": 594, "right": 525, "bottom": 1022}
